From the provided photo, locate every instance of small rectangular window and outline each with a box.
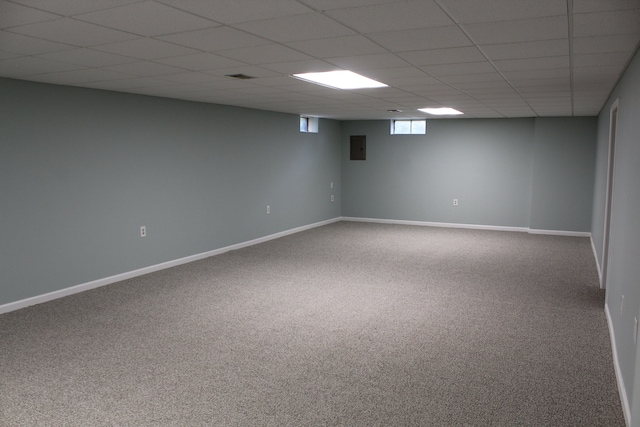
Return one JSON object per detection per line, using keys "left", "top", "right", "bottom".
{"left": 300, "top": 116, "right": 318, "bottom": 133}
{"left": 391, "top": 119, "right": 426, "bottom": 135}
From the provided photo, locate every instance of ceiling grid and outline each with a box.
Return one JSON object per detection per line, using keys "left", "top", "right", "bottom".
{"left": 0, "top": 0, "right": 638, "bottom": 119}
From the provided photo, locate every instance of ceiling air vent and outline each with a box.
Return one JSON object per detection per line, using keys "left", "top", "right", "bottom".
{"left": 225, "top": 73, "right": 256, "bottom": 80}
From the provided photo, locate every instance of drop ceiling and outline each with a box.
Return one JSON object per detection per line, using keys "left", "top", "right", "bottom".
{"left": 1, "top": 0, "right": 639, "bottom": 120}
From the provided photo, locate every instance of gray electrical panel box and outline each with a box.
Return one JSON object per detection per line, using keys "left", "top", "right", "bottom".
{"left": 350, "top": 135, "right": 366, "bottom": 160}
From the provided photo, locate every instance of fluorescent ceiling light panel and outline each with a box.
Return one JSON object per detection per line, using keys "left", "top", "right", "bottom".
{"left": 419, "top": 107, "right": 464, "bottom": 115}
{"left": 292, "top": 70, "right": 387, "bottom": 89}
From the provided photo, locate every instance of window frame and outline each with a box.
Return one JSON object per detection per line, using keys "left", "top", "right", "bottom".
{"left": 390, "top": 119, "right": 427, "bottom": 135}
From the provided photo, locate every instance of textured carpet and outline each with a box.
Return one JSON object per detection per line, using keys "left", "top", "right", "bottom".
{"left": 0, "top": 222, "right": 625, "bottom": 426}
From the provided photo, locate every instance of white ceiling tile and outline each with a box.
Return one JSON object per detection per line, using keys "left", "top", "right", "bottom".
{"left": 421, "top": 61, "right": 496, "bottom": 77}
{"left": 573, "top": 34, "right": 640, "bottom": 54}
{"left": 8, "top": 18, "right": 138, "bottom": 46}
{"left": 94, "top": 38, "right": 201, "bottom": 60}
{"left": 155, "top": 71, "right": 224, "bottom": 84}
{"left": 573, "top": 52, "right": 633, "bottom": 67}
{"left": 572, "top": 65, "right": 624, "bottom": 81}
{"left": 183, "top": 77, "right": 252, "bottom": 90}
{"left": 572, "top": 106, "right": 600, "bottom": 115}
{"left": 517, "top": 85, "right": 571, "bottom": 95}
{"left": 451, "top": 80, "right": 513, "bottom": 90}
{"left": 438, "top": 0, "right": 566, "bottom": 23}
{"left": 0, "top": 1, "right": 59, "bottom": 29}
{"left": 481, "top": 39, "right": 569, "bottom": 60}
{"left": 326, "top": 53, "right": 412, "bottom": 71}
{"left": 532, "top": 106, "right": 572, "bottom": 116}
{"left": 502, "top": 109, "right": 536, "bottom": 117}
{"left": 75, "top": 1, "right": 215, "bottom": 37}
{"left": 286, "top": 35, "right": 386, "bottom": 58}
{"left": 82, "top": 76, "right": 171, "bottom": 90}
{"left": 508, "top": 77, "right": 570, "bottom": 88}
{"left": 235, "top": 13, "right": 354, "bottom": 43}
{"left": 399, "top": 47, "right": 485, "bottom": 66}
{"left": 157, "top": 27, "right": 269, "bottom": 52}
{"left": 247, "top": 75, "right": 311, "bottom": 88}
{"left": 207, "top": 65, "right": 280, "bottom": 79}
{"left": 156, "top": 0, "right": 313, "bottom": 24}
{"left": 573, "top": 0, "right": 640, "bottom": 13}
{"left": 0, "top": 51, "right": 21, "bottom": 60}
{"left": 326, "top": 1, "right": 453, "bottom": 33}
{"left": 501, "top": 68, "right": 570, "bottom": 81}
{"left": 153, "top": 53, "right": 245, "bottom": 71}
{"left": 368, "top": 26, "right": 472, "bottom": 51}
{"left": 494, "top": 56, "right": 569, "bottom": 72}
{"left": 573, "top": 10, "right": 640, "bottom": 37}
{"left": 1, "top": 0, "right": 637, "bottom": 119}
{"left": 9, "top": 0, "right": 144, "bottom": 15}
{"left": 390, "top": 77, "right": 450, "bottom": 89}
{"left": 37, "top": 47, "right": 136, "bottom": 67}
{"left": 219, "top": 44, "right": 312, "bottom": 65}
{"left": 0, "top": 55, "right": 85, "bottom": 76}
{"left": 0, "top": 30, "right": 75, "bottom": 54}
{"left": 260, "top": 59, "right": 337, "bottom": 74}
{"left": 529, "top": 97, "right": 572, "bottom": 106}
{"left": 103, "top": 61, "right": 185, "bottom": 77}
{"left": 518, "top": 90, "right": 572, "bottom": 99}
{"left": 360, "top": 66, "right": 432, "bottom": 81}
{"left": 440, "top": 72, "right": 505, "bottom": 83}
{"left": 462, "top": 16, "right": 567, "bottom": 44}
{"left": 29, "top": 67, "right": 131, "bottom": 84}
{"left": 463, "top": 87, "right": 520, "bottom": 97}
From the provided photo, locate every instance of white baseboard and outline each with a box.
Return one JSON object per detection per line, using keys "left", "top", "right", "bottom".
{"left": 527, "top": 228, "right": 591, "bottom": 237}
{"left": 591, "top": 235, "right": 603, "bottom": 286}
{"left": 0, "top": 217, "right": 341, "bottom": 315}
{"left": 341, "top": 216, "right": 590, "bottom": 237}
{"left": 605, "top": 303, "right": 631, "bottom": 426}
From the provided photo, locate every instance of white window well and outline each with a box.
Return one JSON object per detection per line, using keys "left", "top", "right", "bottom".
{"left": 391, "top": 119, "right": 426, "bottom": 135}
{"left": 300, "top": 116, "right": 318, "bottom": 133}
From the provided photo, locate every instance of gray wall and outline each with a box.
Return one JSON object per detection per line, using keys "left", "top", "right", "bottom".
{"left": 590, "top": 48, "right": 640, "bottom": 425}
{"left": 530, "top": 117, "right": 597, "bottom": 231}
{"left": 341, "top": 117, "right": 596, "bottom": 231}
{"left": 0, "top": 78, "right": 341, "bottom": 306}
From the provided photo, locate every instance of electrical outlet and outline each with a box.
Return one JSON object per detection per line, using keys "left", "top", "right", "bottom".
{"left": 266, "top": 205, "right": 270, "bottom": 214}
{"left": 453, "top": 198, "right": 459, "bottom": 206}
{"left": 331, "top": 195, "right": 334, "bottom": 202}
{"left": 140, "top": 226, "right": 146, "bottom": 237}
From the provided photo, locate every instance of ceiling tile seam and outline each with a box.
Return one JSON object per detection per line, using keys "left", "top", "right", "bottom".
{"left": 3, "top": 0, "right": 148, "bottom": 19}
{"left": 595, "top": 39, "right": 640, "bottom": 117}
{"left": 292, "top": 2, "right": 508, "bottom": 116}
{"left": 146, "top": 1, "right": 224, "bottom": 26}
{"left": 232, "top": 0, "right": 441, "bottom": 114}
{"left": 568, "top": 0, "right": 575, "bottom": 116}
{"left": 432, "top": 0, "right": 541, "bottom": 117}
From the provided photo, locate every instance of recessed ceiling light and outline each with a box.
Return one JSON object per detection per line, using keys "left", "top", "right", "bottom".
{"left": 292, "top": 70, "right": 388, "bottom": 90}
{"left": 418, "top": 107, "right": 464, "bottom": 116}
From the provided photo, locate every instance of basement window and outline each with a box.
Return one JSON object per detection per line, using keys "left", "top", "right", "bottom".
{"left": 300, "top": 116, "right": 318, "bottom": 133}
{"left": 391, "top": 119, "right": 426, "bottom": 135}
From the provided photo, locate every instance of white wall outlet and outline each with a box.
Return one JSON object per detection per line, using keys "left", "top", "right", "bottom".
{"left": 453, "top": 198, "right": 459, "bottom": 206}
{"left": 140, "top": 226, "right": 146, "bottom": 237}
{"left": 266, "top": 205, "right": 270, "bottom": 214}
{"left": 622, "top": 295, "right": 625, "bottom": 315}
{"left": 331, "top": 195, "right": 334, "bottom": 202}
